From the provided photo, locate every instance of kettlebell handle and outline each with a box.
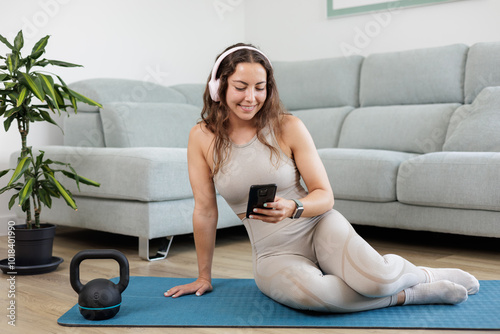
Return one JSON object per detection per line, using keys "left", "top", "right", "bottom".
{"left": 70, "top": 249, "right": 129, "bottom": 294}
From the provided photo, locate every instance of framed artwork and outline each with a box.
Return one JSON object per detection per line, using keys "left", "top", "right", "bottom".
{"left": 327, "top": 0, "right": 462, "bottom": 18}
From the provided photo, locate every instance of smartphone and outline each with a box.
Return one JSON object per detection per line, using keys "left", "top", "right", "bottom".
{"left": 245, "top": 184, "right": 277, "bottom": 218}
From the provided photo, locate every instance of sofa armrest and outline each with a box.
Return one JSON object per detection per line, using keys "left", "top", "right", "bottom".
{"left": 13, "top": 146, "right": 192, "bottom": 202}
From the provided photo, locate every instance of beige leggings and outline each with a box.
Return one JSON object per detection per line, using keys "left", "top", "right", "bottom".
{"left": 244, "top": 209, "right": 427, "bottom": 313}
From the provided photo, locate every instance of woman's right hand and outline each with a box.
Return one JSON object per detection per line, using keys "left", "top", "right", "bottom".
{"left": 164, "top": 277, "right": 213, "bottom": 298}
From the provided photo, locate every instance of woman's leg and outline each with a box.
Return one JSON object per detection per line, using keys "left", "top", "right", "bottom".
{"left": 254, "top": 254, "right": 399, "bottom": 313}
{"left": 313, "top": 210, "right": 476, "bottom": 299}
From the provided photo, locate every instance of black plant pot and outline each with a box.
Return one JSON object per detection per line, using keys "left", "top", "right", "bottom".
{"left": 14, "top": 223, "right": 56, "bottom": 266}
{"left": 0, "top": 223, "right": 63, "bottom": 275}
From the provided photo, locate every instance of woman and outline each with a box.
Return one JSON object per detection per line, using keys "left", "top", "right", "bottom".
{"left": 164, "top": 43, "right": 479, "bottom": 312}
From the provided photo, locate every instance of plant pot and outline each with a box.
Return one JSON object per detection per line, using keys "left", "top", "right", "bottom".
{"left": 14, "top": 223, "right": 56, "bottom": 266}
{"left": 0, "top": 223, "right": 63, "bottom": 275}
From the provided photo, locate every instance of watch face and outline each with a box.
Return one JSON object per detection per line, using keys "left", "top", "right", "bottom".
{"left": 294, "top": 207, "right": 304, "bottom": 219}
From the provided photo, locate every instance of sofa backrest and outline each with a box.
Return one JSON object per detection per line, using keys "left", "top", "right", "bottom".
{"left": 100, "top": 102, "right": 200, "bottom": 148}
{"left": 338, "top": 44, "right": 468, "bottom": 154}
{"left": 359, "top": 44, "right": 468, "bottom": 107}
{"left": 464, "top": 41, "right": 500, "bottom": 104}
{"left": 63, "top": 79, "right": 204, "bottom": 148}
{"left": 272, "top": 56, "right": 363, "bottom": 148}
{"left": 62, "top": 42, "right": 500, "bottom": 153}
{"left": 273, "top": 55, "right": 363, "bottom": 110}
{"left": 68, "top": 78, "right": 189, "bottom": 112}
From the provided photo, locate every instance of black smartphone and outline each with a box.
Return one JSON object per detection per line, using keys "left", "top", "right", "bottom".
{"left": 245, "top": 184, "right": 277, "bottom": 218}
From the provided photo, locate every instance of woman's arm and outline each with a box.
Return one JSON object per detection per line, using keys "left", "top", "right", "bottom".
{"left": 251, "top": 115, "right": 334, "bottom": 222}
{"left": 165, "top": 124, "right": 218, "bottom": 298}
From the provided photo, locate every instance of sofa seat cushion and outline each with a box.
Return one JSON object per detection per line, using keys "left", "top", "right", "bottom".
{"left": 319, "top": 148, "right": 417, "bottom": 202}
{"left": 397, "top": 152, "right": 500, "bottom": 211}
{"left": 100, "top": 102, "right": 200, "bottom": 148}
{"left": 338, "top": 104, "right": 459, "bottom": 153}
{"left": 32, "top": 146, "right": 192, "bottom": 202}
{"left": 291, "top": 106, "right": 353, "bottom": 148}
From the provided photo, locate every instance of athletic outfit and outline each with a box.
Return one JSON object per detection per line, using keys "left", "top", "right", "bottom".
{"left": 213, "top": 128, "right": 442, "bottom": 313}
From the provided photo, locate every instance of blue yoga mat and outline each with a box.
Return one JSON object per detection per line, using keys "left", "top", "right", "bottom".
{"left": 58, "top": 276, "right": 500, "bottom": 329}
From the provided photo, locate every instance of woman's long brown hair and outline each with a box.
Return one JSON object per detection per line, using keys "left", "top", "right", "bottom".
{"left": 201, "top": 43, "right": 288, "bottom": 176}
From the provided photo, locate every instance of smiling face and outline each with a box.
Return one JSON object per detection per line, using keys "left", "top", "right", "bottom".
{"left": 225, "top": 62, "right": 267, "bottom": 124}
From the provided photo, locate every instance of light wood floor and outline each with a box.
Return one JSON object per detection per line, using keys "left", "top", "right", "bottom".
{"left": 1, "top": 223, "right": 499, "bottom": 334}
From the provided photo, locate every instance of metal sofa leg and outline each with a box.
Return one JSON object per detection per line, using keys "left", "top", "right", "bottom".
{"left": 138, "top": 236, "right": 174, "bottom": 261}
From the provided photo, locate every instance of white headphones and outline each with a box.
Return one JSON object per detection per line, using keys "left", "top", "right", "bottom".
{"left": 208, "top": 46, "right": 272, "bottom": 102}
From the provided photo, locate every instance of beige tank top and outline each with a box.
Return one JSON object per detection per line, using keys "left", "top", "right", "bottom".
{"left": 213, "top": 127, "right": 308, "bottom": 215}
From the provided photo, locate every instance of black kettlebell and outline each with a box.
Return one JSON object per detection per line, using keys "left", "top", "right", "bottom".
{"left": 70, "top": 249, "right": 129, "bottom": 320}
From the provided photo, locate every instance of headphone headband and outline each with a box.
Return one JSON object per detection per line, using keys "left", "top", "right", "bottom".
{"left": 208, "top": 46, "right": 272, "bottom": 102}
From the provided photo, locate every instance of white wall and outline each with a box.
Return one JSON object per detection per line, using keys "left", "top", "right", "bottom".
{"left": 0, "top": 0, "right": 246, "bottom": 232}
{"left": 244, "top": 0, "right": 500, "bottom": 60}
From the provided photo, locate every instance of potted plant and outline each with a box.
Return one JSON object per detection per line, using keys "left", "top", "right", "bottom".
{"left": 0, "top": 31, "right": 102, "bottom": 274}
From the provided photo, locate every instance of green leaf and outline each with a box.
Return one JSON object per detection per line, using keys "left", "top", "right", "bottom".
{"left": 46, "top": 173, "right": 77, "bottom": 210}
{"left": 13, "top": 31, "right": 24, "bottom": 52}
{"left": 0, "top": 34, "right": 14, "bottom": 50}
{"left": 0, "top": 105, "right": 7, "bottom": 116}
{"left": 55, "top": 75, "right": 68, "bottom": 87}
{"left": 18, "top": 177, "right": 34, "bottom": 206}
{"left": 45, "top": 60, "right": 83, "bottom": 68}
{"left": 16, "top": 87, "right": 28, "bottom": 107}
{"left": 34, "top": 150, "right": 45, "bottom": 169}
{"left": 3, "top": 115, "right": 15, "bottom": 131}
{"left": 8, "top": 156, "right": 32, "bottom": 185}
{"left": 33, "top": 59, "right": 49, "bottom": 67}
{"left": 53, "top": 86, "right": 65, "bottom": 106}
{"left": 61, "top": 170, "right": 101, "bottom": 188}
{"left": 38, "top": 188, "right": 52, "bottom": 208}
{"left": 39, "top": 109, "right": 60, "bottom": 127}
{"left": 0, "top": 182, "right": 22, "bottom": 195}
{"left": 0, "top": 169, "right": 10, "bottom": 178}
{"left": 0, "top": 73, "right": 9, "bottom": 81}
{"left": 8, "top": 193, "right": 19, "bottom": 210}
{"left": 7, "top": 53, "right": 19, "bottom": 74}
{"left": 41, "top": 181, "right": 59, "bottom": 198}
{"left": 4, "top": 106, "right": 21, "bottom": 118}
{"left": 66, "top": 88, "right": 102, "bottom": 108}
{"left": 41, "top": 164, "right": 54, "bottom": 176}
{"left": 31, "top": 35, "right": 50, "bottom": 58}
{"left": 37, "top": 73, "right": 59, "bottom": 110}
{"left": 59, "top": 86, "right": 78, "bottom": 110}
{"left": 19, "top": 72, "right": 45, "bottom": 101}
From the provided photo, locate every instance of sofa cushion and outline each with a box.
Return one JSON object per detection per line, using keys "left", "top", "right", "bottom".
{"left": 319, "top": 148, "right": 417, "bottom": 202}
{"left": 100, "top": 102, "right": 200, "bottom": 148}
{"left": 31, "top": 146, "right": 192, "bottom": 202}
{"left": 291, "top": 106, "right": 353, "bottom": 148}
{"left": 464, "top": 41, "right": 500, "bottom": 103}
{"left": 397, "top": 152, "right": 500, "bottom": 212}
{"left": 68, "top": 78, "right": 188, "bottom": 112}
{"left": 338, "top": 104, "right": 459, "bottom": 153}
{"left": 444, "top": 87, "right": 500, "bottom": 152}
{"left": 63, "top": 113, "right": 106, "bottom": 148}
{"left": 360, "top": 44, "right": 467, "bottom": 107}
{"left": 273, "top": 56, "right": 363, "bottom": 110}
{"left": 170, "top": 83, "right": 205, "bottom": 108}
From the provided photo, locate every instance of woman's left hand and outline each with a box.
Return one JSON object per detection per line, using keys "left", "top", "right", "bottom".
{"left": 248, "top": 196, "right": 296, "bottom": 223}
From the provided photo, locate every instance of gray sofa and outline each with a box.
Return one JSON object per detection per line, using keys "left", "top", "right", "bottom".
{"left": 17, "top": 41, "right": 500, "bottom": 260}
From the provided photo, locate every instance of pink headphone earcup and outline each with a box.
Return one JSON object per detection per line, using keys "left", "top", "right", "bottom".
{"left": 209, "top": 78, "right": 220, "bottom": 102}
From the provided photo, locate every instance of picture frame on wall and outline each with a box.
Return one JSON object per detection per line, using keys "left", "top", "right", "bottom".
{"left": 327, "top": 0, "right": 462, "bottom": 18}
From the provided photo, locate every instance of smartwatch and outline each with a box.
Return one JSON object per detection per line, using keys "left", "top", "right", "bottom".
{"left": 291, "top": 199, "right": 304, "bottom": 219}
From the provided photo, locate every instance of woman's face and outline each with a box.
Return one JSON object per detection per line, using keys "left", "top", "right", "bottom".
{"left": 225, "top": 62, "right": 267, "bottom": 123}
